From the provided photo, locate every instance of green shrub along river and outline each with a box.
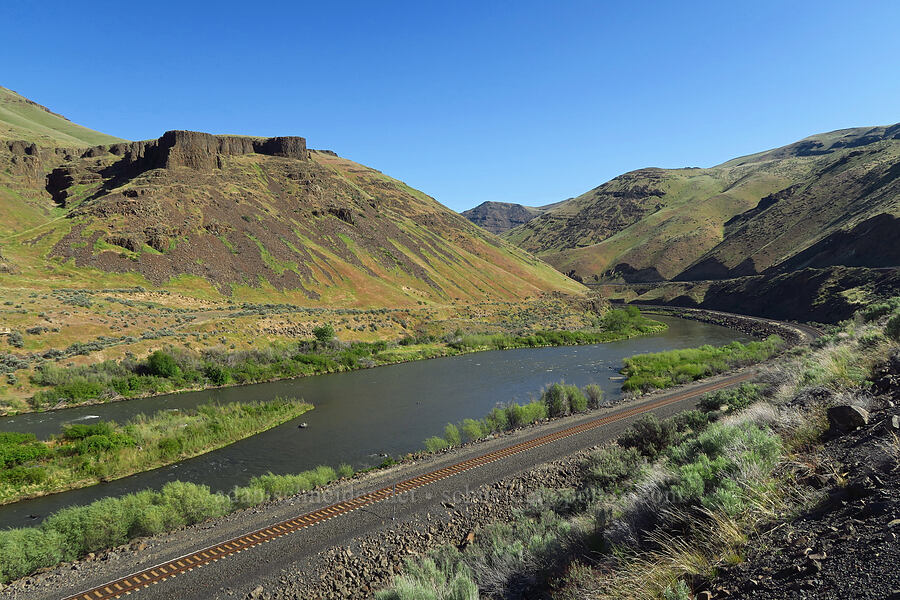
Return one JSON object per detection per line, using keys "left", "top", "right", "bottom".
{"left": 621, "top": 335, "right": 783, "bottom": 392}
{"left": 424, "top": 382, "right": 605, "bottom": 452}
{"left": 0, "top": 398, "right": 311, "bottom": 505}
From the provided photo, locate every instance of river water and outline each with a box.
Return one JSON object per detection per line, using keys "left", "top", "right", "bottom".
{"left": 0, "top": 316, "right": 749, "bottom": 528}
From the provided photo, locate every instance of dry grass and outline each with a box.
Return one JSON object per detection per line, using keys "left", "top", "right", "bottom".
{"left": 884, "top": 431, "right": 900, "bottom": 465}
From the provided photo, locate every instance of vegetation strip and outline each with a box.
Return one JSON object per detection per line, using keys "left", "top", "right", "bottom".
{"left": 22, "top": 307, "right": 661, "bottom": 413}
{"left": 621, "top": 335, "right": 783, "bottom": 392}
{"left": 0, "top": 398, "right": 312, "bottom": 504}
{"left": 61, "top": 372, "right": 754, "bottom": 600}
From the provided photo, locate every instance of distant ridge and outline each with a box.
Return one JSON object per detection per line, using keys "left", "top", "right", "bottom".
{"left": 461, "top": 201, "right": 549, "bottom": 234}
{"left": 498, "top": 124, "right": 900, "bottom": 282}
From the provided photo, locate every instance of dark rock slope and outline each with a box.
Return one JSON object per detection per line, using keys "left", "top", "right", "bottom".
{"left": 504, "top": 125, "right": 900, "bottom": 283}
{"left": 709, "top": 354, "right": 900, "bottom": 599}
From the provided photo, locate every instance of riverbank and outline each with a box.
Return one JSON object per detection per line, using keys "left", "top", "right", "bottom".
{"left": 13, "top": 308, "right": 665, "bottom": 416}
{"left": 0, "top": 398, "right": 312, "bottom": 505}
{"left": 621, "top": 335, "right": 783, "bottom": 391}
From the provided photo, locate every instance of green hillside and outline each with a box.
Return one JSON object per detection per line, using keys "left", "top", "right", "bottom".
{"left": 501, "top": 125, "right": 900, "bottom": 282}
{"left": 0, "top": 86, "right": 124, "bottom": 147}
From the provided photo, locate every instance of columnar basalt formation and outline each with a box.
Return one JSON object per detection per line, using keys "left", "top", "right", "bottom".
{"left": 109, "top": 130, "right": 308, "bottom": 171}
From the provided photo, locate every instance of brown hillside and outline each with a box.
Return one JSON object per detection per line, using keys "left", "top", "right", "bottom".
{"left": 0, "top": 129, "right": 582, "bottom": 305}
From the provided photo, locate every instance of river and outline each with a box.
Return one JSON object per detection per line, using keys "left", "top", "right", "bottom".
{"left": 0, "top": 315, "right": 749, "bottom": 528}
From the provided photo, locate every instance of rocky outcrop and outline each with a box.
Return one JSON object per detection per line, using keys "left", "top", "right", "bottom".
{"left": 605, "top": 262, "right": 665, "bottom": 283}
{"left": 0, "top": 249, "right": 15, "bottom": 274}
{"left": 642, "top": 267, "right": 900, "bottom": 323}
{"left": 108, "top": 131, "right": 308, "bottom": 172}
{"left": 45, "top": 165, "right": 102, "bottom": 206}
{"left": 708, "top": 391, "right": 900, "bottom": 600}
{"left": 771, "top": 213, "right": 900, "bottom": 272}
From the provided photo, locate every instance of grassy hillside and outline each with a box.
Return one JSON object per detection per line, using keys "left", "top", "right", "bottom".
{"left": 0, "top": 87, "right": 123, "bottom": 147}
{"left": 504, "top": 125, "right": 900, "bottom": 282}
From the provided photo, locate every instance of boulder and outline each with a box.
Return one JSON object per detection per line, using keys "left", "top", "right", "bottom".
{"left": 827, "top": 405, "right": 870, "bottom": 434}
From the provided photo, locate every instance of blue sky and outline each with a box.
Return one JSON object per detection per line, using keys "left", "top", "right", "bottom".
{"left": 2, "top": 1, "right": 898, "bottom": 211}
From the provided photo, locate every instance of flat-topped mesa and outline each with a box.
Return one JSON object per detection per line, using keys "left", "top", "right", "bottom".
{"left": 109, "top": 130, "right": 308, "bottom": 171}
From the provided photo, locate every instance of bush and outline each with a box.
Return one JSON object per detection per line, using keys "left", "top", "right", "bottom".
{"left": 698, "top": 383, "right": 760, "bottom": 415}
{"left": 74, "top": 432, "right": 136, "bottom": 455}
{"left": 444, "top": 423, "right": 462, "bottom": 446}
{"left": 663, "top": 579, "right": 692, "bottom": 600}
{"left": 461, "top": 418, "right": 486, "bottom": 442}
{"left": 584, "top": 384, "right": 603, "bottom": 409}
{"left": 0, "top": 528, "right": 65, "bottom": 582}
{"left": 860, "top": 297, "right": 900, "bottom": 322}
{"left": 425, "top": 436, "right": 450, "bottom": 452}
{"left": 584, "top": 445, "right": 643, "bottom": 490}
{"left": 146, "top": 351, "right": 179, "bottom": 378}
{"left": 0, "top": 433, "right": 50, "bottom": 468}
{"left": 671, "top": 409, "right": 709, "bottom": 433}
{"left": 313, "top": 323, "right": 335, "bottom": 343}
{"left": 0, "top": 465, "right": 48, "bottom": 485}
{"left": 484, "top": 407, "right": 508, "bottom": 432}
{"left": 542, "top": 383, "right": 570, "bottom": 417}
{"left": 505, "top": 403, "right": 527, "bottom": 428}
{"left": 376, "top": 557, "right": 478, "bottom": 600}
{"left": 7, "top": 330, "right": 23, "bottom": 348}
{"left": 618, "top": 414, "right": 677, "bottom": 459}
{"left": 569, "top": 386, "right": 588, "bottom": 413}
{"left": 520, "top": 401, "right": 548, "bottom": 424}
{"left": 61, "top": 421, "right": 115, "bottom": 440}
{"left": 41, "top": 497, "right": 134, "bottom": 558}
{"left": 887, "top": 313, "right": 900, "bottom": 341}
{"left": 203, "top": 363, "right": 230, "bottom": 386}
{"left": 667, "top": 422, "right": 782, "bottom": 514}
{"left": 158, "top": 481, "right": 232, "bottom": 523}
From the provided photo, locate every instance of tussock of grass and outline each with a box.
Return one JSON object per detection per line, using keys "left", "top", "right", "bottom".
{"left": 375, "top": 558, "right": 478, "bottom": 600}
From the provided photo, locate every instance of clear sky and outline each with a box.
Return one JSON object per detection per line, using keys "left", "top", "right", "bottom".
{"left": 2, "top": 1, "right": 898, "bottom": 212}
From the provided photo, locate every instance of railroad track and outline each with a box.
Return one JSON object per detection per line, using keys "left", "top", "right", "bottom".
{"left": 64, "top": 371, "right": 754, "bottom": 600}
